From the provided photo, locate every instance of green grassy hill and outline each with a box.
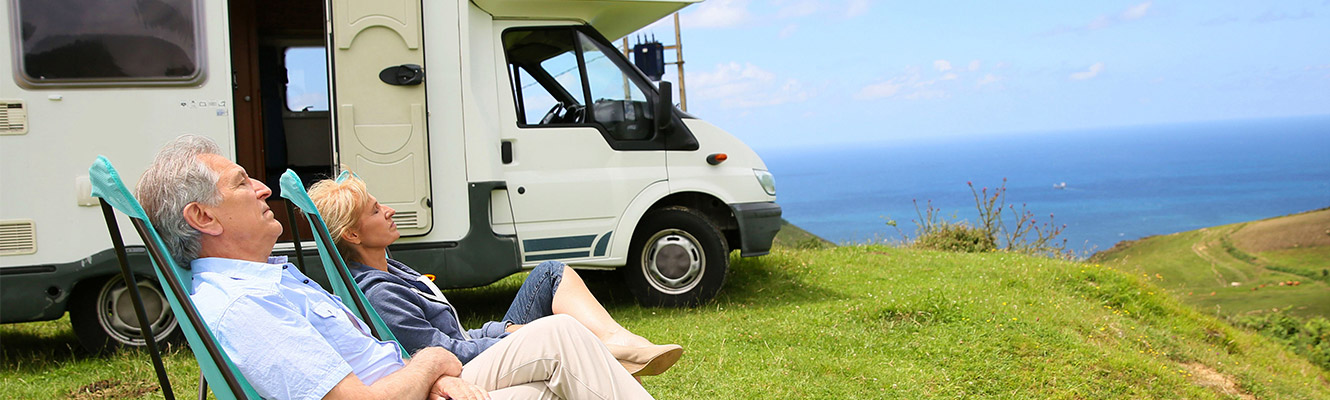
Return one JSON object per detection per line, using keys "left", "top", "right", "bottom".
{"left": 7, "top": 244, "right": 1328, "bottom": 398}
{"left": 1092, "top": 208, "right": 1330, "bottom": 319}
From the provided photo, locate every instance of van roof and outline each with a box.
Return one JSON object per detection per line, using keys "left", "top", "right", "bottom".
{"left": 474, "top": 0, "right": 700, "bottom": 40}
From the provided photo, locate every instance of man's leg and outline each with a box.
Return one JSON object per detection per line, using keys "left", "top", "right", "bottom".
{"left": 460, "top": 314, "right": 652, "bottom": 400}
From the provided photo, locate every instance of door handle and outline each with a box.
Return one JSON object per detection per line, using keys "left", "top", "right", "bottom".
{"left": 379, "top": 64, "right": 424, "bottom": 86}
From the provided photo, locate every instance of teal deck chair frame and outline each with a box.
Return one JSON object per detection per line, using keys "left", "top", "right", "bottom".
{"left": 278, "top": 169, "right": 409, "bottom": 359}
{"left": 89, "top": 156, "right": 260, "bottom": 400}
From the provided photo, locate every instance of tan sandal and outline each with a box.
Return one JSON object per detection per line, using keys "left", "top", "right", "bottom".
{"left": 606, "top": 343, "right": 684, "bottom": 376}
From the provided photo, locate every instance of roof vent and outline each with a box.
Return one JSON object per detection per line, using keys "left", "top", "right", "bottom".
{"left": 0, "top": 101, "right": 28, "bottom": 135}
{"left": 392, "top": 211, "right": 418, "bottom": 229}
{"left": 0, "top": 220, "right": 37, "bottom": 256}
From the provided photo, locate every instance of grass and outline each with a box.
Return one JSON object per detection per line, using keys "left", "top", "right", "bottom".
{"left": 1092, "top": 209, "right": 1330, "bottom": 319}
{"left": 6, "top": 244, "right": 1330, "bottom": 398}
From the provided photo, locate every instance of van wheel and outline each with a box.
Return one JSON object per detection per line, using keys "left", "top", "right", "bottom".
{"left": 69, "top": 274, "right": 181, "bottom": 354}
{"left": 623, "top": 206, "right": 729, "bottom": 307}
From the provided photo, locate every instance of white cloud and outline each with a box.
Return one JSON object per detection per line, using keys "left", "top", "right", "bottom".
{"left": 934, "top": 60, "right": 953, "bottom": 72}
{"left": 1070, "top": 63, "right": 1105, "bottom": 80}
{"left": 692, "top": 62, "right": 811, "bottom": 108}
{"left": 778, "top": 24, "right": 799, "bottom": 38}
{"left": 976, "top": 74, "right": 999, "bottom": 86}
{"left": 856, "top": 80, "right": 904, "bottom": 100}
{"left": 685, "top": 0, "right": 752, "bottom": 29}
{"left": 1041, "top": 1, "right": 1153, "bottom": 36}
{"left": 968, "top": 60, "right": 981, "bottom": 72}
{"left": 1122, "top": 2, "right": 1152, "bottom": 20}
{"left": 856, "top": 67, "right": 957, "bottom": 100}
{"left": 846, "top": 0, "right": 870, "bottom": 18}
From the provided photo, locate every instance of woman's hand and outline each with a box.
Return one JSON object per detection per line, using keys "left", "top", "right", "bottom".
{"left": 432, "top": 376, "right": 489, "bottom": 400}
{"left": 505, "top": 323, "right": 524, "bottom": 333}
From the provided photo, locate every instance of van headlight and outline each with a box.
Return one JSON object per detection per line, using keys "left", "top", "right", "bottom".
{"left": 753, "top": 169, "right": 776, "bottom": 196}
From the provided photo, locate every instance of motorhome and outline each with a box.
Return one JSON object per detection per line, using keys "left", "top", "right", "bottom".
{"left": 0, "top": 0, "right": 781, "bottom": 352}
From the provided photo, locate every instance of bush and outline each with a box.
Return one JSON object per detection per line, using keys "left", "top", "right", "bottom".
{"left": 912, "top": 221, "right": 996, "bottom": 253}
{"left": 1233, "top": 312, "right": 1330, "bottom": 371}
{"left": 899, "top": 179, "right": 1071, "bottom": 258}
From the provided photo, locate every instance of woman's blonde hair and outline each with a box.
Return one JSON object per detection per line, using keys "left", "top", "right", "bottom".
{"left": 307, "top": 172, "right": 371, "bottom": 263}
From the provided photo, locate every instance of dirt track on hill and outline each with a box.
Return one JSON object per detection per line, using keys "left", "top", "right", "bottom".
{"left": 1231, "top": 208, "right": 1330, "bottom": 252}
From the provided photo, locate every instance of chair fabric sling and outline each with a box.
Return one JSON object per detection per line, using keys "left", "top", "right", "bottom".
{"left": 277, "top": 169, "right": 409, "bottom": 359}
{"left": 89, "top": 156, "right": 260, "bottom": 400}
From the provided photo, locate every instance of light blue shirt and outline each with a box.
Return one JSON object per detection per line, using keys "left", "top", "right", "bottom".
{"left": 191, "top": 256, "right": 405, "bottom": 399}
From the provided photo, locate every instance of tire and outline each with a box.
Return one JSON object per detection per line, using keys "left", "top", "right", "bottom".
{"left": 623, "top": 206, "right": 729, "bottom": 307}
{"left": 69, "top": 274, "right": 181, "bottom": 353}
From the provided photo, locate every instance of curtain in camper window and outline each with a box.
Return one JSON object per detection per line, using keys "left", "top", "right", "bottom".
{"left": 14, "top": 0, "right": 200, "bottom": 85}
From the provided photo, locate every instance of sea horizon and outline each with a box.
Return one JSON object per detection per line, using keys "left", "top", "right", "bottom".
{"left": 760, "top": 115, "right": 1330, "bottom": 254}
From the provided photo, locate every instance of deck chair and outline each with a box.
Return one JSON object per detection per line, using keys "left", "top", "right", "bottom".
{"left": 277, "top": 169, "right": 409, "bottom": 359}
{"left": 89, "top": 156, "right": 260, "bottom": 400}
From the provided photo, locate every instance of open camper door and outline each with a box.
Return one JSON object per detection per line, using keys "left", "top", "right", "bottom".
{"left": 327, "top": 0, "right": 433, "bottom": 234}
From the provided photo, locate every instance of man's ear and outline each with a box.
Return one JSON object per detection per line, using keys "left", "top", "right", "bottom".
{"left": 183, "top": 202, "right": 223, "bottom": 236}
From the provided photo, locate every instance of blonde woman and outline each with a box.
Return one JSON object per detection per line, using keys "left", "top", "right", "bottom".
{"left": 307, "top": 173, "right": 682, "bottom": 376}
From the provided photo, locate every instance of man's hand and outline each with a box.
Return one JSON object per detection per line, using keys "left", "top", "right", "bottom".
{"left": 413, "top": 347, "right": 463, "bottom": 377}
{"left": 504, "top": 323, "right": 524, "bottom": 333}
{"left": 431, "top": 376, "right": 489, "bottom": 400}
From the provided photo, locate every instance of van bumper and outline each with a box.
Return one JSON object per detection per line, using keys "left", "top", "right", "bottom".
{"left": 730, "top": 201, "right": 782, "bottom": 257}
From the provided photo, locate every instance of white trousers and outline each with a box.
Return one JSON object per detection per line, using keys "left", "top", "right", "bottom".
{"left": 460, "top": 314, "right": 653, "bottom": 400}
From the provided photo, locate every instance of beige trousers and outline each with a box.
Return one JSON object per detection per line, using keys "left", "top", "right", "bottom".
{"left": 460, "top": 314, "right": 653, "bottom": 400}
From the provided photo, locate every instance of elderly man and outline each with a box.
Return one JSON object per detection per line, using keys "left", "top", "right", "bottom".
{"left": 136, "top": 135, "right": 650, "bottom": 400}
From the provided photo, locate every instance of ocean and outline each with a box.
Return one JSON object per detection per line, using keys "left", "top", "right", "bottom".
{"left": 761, "top": 116, "right": 1330, "bottom": 254}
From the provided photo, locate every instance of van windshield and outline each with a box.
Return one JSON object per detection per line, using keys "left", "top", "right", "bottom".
{"left": 503, "top": 27, "right": 657, "bottom": 141}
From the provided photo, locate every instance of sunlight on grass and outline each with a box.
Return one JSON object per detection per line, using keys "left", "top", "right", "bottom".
{"left": 4, "top": 246, "right": 1329, "bottom": 398}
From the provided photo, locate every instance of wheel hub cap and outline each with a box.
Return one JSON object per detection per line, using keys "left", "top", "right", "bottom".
{"left": 644, "top": 230, "right": 704, "bottom": 294}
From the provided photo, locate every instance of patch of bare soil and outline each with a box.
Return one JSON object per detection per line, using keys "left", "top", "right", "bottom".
{"left": 67, "top": 379, "right": 159, "bottom": 399}
{"left": 1231, "top": 208, "right": 1330, "bottom": 252}
{"left": 1183, "top": 362, "right": 1254, "bottom": 400}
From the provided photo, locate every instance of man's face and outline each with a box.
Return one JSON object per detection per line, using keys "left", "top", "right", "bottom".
{"left": 198, "top": 154, "right": 283, "bottom": 248}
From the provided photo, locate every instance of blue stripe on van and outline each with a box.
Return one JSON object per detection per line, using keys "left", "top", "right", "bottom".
{"left": 593, "top": 231, "right": 612, "bottom": 257}
{"left": 523, "top": 235, "right": 597, "bottom": 252}
{"left": 525, "top": 251, "right": 589, "bottom": 262}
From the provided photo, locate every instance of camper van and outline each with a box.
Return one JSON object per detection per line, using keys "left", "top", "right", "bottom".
{"left": 0, "top": 0, "right": 781, "bottom": 352}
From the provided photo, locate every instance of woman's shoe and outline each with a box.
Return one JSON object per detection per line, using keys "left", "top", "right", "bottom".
{"left": 606, "top": 343, "right": 684, "bottom": 376}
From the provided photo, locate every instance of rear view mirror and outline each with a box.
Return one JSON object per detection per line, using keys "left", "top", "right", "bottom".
{"left": 655, "top": 81, "right": 675, "bottom": 134}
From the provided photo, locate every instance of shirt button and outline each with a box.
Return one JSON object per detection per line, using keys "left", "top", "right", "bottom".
{"left": 283, "top": 265, "right": 288, "bottom": 269}
{"left": 303, "top": 279, "right": 310, "bottom": 284}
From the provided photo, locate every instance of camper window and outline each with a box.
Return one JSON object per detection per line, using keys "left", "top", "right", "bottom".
{"left": 12, "top": 0, "right": 202, "bottom": 86}
{"left": 284, "top": 47, "right": 329, "bottom": 112}
{"left": 503, "top": 27, "right": 656, "bottom": 142}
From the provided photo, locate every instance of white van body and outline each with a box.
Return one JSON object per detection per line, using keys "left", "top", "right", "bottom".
{"left": 0, "top": 0, "right": 780, "bottom": 351}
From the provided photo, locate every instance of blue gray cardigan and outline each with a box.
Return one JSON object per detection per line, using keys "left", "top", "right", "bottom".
{"left": 349, "top": 259, "right": 509, "bottom": 363}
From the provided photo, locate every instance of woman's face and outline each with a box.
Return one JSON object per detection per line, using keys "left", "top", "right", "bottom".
{"left": 352, "top": 194, "right": 399, "bottom": 249}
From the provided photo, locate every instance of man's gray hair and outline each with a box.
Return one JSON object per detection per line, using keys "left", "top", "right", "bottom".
{"left": 136, "top": 135, "right": 223, "bottom": 268}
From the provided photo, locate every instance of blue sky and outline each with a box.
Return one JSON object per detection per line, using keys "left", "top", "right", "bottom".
{"left": 625, "top": 1, "right": 1330, "bottom": 150}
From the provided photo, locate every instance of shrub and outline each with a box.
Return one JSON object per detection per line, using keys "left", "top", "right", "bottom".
{"left": 912, "top": 220, "right": 996, "bottom": 253}
{"left": 900, "top": 179, "right": 1072, "bottom": 258}
{"left": 1233, "top": 312, "right": 1330, "bottom": 371}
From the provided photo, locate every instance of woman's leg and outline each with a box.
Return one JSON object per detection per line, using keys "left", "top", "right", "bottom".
{"left": 503, "top": 261, "right": 647, "bottom": 346}
{"left": 548, "top": 263, "right": 650, "bottom": 347}
{"left": 503, "top": 261, "right": 683, "bottom": 376}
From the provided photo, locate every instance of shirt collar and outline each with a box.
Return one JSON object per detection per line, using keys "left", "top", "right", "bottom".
{"left": 191, "top": 256, "right": 292, "bottom": 284}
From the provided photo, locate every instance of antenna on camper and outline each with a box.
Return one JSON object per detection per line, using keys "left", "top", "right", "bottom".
{"left": 622, "top": 12, "right": 688, "bottom": 112}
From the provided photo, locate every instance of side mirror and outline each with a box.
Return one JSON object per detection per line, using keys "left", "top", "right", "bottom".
{"left": 655, "top": 81, "right": 675, "bottom": 134}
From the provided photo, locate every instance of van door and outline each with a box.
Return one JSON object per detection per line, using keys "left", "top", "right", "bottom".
{"left": 498, "top": 26, "right": 668, "bottom": 264}
{"left": 327, "top": 0, "right": 432, "bottom": 234}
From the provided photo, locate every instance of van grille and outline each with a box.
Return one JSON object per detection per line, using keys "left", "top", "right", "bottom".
{"left": 0, "top": 220, "right": 37, "bottom": 256}
{"left": 392, "top": 211, "right": 418, "bottom": 229}
{"left": 0, "top": 101, "right": 28, "bottom": 135}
